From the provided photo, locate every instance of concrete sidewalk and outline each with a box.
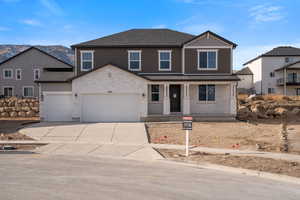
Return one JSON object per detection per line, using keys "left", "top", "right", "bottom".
{"left": 151, "top": 143, "right": 300, "bottom": 162}
{"left": 34, "top": 143, "right": 163, "bottom": 161}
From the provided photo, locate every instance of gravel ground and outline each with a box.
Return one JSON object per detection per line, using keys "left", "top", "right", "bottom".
{"left": 159, "top": 149, "right": 300, "bottom": 178}
{"left": 147, "top": 121, "right": 300, "bottom": 154}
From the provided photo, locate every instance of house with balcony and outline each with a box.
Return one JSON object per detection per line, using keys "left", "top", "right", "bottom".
{"left": 37, "top": 29, "right": 239, "bottom": 122}
{"left": 244, "top": 46, "right": 300, "bottom": 95}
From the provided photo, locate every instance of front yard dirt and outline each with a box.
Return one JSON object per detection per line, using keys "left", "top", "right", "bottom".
{"left": 159, "top": 149, "right": 300, "bottom": 178}
{"left": 147, "top": 121, "right": 300, "bottom": 154}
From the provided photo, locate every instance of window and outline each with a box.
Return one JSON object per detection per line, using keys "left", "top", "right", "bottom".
{"left": 268, "top": 88, "right": 275, "bottom": 94}
{"left": 34, "top": 69, "right": 40, "bottom": 80}
{"left": 285, "top": 57, "right": 293, "bottom": 63}
{"left": 3, "top": 87, "right": 13, "bottom": 97}
{"left": 270, "top": 72, "right": 275, "bottom": 77}
{"left": 128, "top": 50, "right": 141, "bottom": 71}
{"left": 198, "top": 85, "right": 215, "bottom": 102}
{"left": 296, "top": 88, "right": 300, "bottom": 96}
{"left": 198, "top": 50, "right": 217, "bottom": 70}
{"left": 80, "top": 51, "right": 94, "bottom": 71}
{"left": 151, "top": 85, "right": 160, "bottom": 102}
{"left": 288, "top": 72, "right": 297, "bottom": 82}
{"left": 16, "top": 69, "right": 22, "bottom": 80}
{"left": 23, "top": 86, "right": 34, "bottom": 97}
{"left": 3, "top": 69, "right": 13, "bottom": 79}
{"left": 159, "top": 50, "right": 171, "bottom": 71}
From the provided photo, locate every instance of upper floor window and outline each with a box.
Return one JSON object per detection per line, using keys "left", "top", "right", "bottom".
{"left": 270, "top": 72, "right": 275, "bottom": 77}
{"left": 34, "top": 69, "right": 40, "bottom": 80}
{"left": 16, "top": 69, "right": 22, "bottom": 80}
{"left": 285, "top": 57, "right": 293, "bottom": 63}
{"left": 151, "top": 85, "right": 160, "bottom": 102}
{"left": 3, "top": 69, "right": 13, "bottom": 79}
{"left": 159, "top": 50, "right": 171, "bottom": 71}
{"left": 81, "top": 51, "right": 94, "bottom": 71}
{"left": 198, "top": 50, "right": 218, "bottom": 70}
{"left": 198, "top": 84, "right": 215, "bottom": 102}
{"left": 128, "top": 50, "right": 141, "bottom": 71}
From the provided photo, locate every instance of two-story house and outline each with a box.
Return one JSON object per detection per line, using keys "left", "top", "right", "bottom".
{"left": 37, "top": 29, "right": 239, "bottom": 122}
{"left": 244, "top": 46, "right": 300, "bottom": 95}
{"left": 0, "top": 46, "right": 74, "bottom": 98}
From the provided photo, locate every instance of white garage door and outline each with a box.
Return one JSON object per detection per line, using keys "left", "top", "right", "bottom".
{"left": 44, "top": 93, "right": 73, "bottom": 121}
{"left": 81, "top": 94, "right": 140, "bottom": 122}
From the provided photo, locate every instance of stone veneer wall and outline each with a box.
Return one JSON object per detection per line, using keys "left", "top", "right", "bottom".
{"left": 0, "top": 97, "right": 39, "bottom": 118}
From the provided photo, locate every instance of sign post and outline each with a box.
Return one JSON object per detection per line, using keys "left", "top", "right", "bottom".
{"left": 182, "top": 116, "right": 192, "bottom": 157}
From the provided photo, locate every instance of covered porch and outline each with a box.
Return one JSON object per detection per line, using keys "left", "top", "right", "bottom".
{"left": 275, "top": 61, "right": 300, "bottom": 95}
{"left": 146, "top": 81, "right": 237, "bottom": 119}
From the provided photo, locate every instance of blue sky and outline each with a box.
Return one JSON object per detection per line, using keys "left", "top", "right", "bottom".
{"left": 0, "top": 0, "right": 299, "bottom": 69}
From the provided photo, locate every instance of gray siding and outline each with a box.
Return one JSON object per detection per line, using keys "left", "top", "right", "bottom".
{"left": 0, "top": 48, "right": 72, "bottom": 97}
{"left": 41, "top": 83, "right": 72, "bottom": 92}
{"left": 185, "top": 48, "right": 231, "bottom": 74}
{"left": 76, "top": 47, "right": 182, "bottom": 75}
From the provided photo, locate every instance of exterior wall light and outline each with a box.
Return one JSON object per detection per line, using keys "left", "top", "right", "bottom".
{"left": 74, "top": 93, "right": 78, "bottom": 98}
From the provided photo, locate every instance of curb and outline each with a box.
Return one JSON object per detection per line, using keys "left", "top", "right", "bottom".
{"left": 157, "top": 159, "right": 300, "bottom": 185}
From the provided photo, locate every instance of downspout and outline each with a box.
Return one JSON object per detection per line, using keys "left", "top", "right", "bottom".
{"left": 182, "top": 46, "right": 185, "bottom": 74}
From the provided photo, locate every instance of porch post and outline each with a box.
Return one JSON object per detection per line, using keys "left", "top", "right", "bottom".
{"left": 230, "top": 82, "right": 237, "bottom": 115}
{"left": 183, "top": 83, "right": 190, "bottom": 115}
{"left": 163, "top": 83, "right": 170, "bottom": 115}
{"left": 284, "top": 68, "right": 287, "bottom": 95}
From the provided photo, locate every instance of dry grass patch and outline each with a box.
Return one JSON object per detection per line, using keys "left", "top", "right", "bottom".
{"left": 159, "top": 149, "right": 300, "bottom": 178}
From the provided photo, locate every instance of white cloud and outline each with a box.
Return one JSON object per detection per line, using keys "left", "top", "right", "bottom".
{"left": 39, "top": 0, "right": 63, "bottom": 15}
{"left": 21, "top": 19, "right": 42, "bottom": 26}
{"left": 182, "top": 23, "right": 224, "bottom": 35}
{"left": 152, "top": 24, "right": 167, "bottom": 29}
{"left": 249, "top": 4, "right": 284, "bottom": 22}
{"left": 234, "top": 43, "right": 300, "bottom": 69}
{"left": 0, "top": 26, "right": 10, "bottom": 31}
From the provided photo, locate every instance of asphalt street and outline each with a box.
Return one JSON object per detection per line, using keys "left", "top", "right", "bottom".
{"left": 0, "top": 153, "right": 299, "bottom": 200}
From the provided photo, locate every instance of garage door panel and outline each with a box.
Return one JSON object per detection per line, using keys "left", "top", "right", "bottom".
{"left": 81, "top": 94, "right": 140, "bottom": 122}
{"left": 45, "top": 94, "right": 73, "bottom": 121}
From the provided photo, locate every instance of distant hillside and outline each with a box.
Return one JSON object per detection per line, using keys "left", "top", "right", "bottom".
{"left": 0, "top": 45, "right": 74, "bottom": 65}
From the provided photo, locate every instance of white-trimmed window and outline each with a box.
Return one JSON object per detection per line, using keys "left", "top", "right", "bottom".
{"left": 80, "top": 51, "right": 94, "bottom": 71}
{"left": 3, "top": 86, "right": 14, "bottom": 97}
{"left": 159, "top": 50, "right": 171, "bottom": 71}
{"left": 198, "top": 50, "right": 218, "bottom": 70}
{"left": 23, "top": 86, "right": 34, "bottom": 97}
{"left": 198, "top": 85, "right": 215, "bottom": 102}
{"left": 34, "top": 69, "right": 40, "bottom": 80}
{"left": 16, "top": 69, "right": 22, "bottom": 80}
{"left": 3, "top": 69, "right": 13, "bottom": 79}
{"left": 128, "top": 50, "right": 141, "bottom": 71}
{"left": 268, "top": 88, "right": 275, "bottom": 94}
{"left": 151, "top": 85, "right": 160, "bottom": 102}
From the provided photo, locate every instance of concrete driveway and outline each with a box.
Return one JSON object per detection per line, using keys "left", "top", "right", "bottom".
{"left": 20, "top": 122, "right": 148, "bottom": 145}
{"left": 20, "top": 122, "right": 162, "bottom": 160}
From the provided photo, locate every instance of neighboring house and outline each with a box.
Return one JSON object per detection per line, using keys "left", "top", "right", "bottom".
{"left": 37, "top": 29, "right": 239, "bottom": 122}
{"left": 235, "top": 67, "right": 254, "bottom": 94}
{"left": 244, "top": 46, "right": 300, "bottom": 95}
{"left": 0, "top": 47, "right": 74, "bottom": 98}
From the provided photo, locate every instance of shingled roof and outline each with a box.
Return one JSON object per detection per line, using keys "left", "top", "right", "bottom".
{"left": 71, "top": 29, "right": 195, "bottom": 48}
{"left": 244, "top": 46, "right": 300, "bottom": 65}
{"left": 235, "top": 67, "right": 253, "bottom": 75}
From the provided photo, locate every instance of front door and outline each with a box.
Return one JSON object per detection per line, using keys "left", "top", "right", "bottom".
{"left": 169, "top": 85, "right": 181, "bottom": 112}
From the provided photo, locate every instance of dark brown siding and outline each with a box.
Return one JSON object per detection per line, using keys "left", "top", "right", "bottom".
{"left": 76, "top": 47, "right": 182, "bottom": 74}
{"left": 184, "top": 48, "right": 231, "bottom": 74}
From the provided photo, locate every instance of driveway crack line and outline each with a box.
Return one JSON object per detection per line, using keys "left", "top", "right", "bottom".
{"left": 75, "top": 124, "right": 89, "bottom": 141}
{"left": 110, "top": 123, "right": 118, "bottom": 144}
{"left": 123, "top": 146, "right": 145, "bottom": 157}
{"left": 87, "top": 144, "right": 103, "bottom": 154}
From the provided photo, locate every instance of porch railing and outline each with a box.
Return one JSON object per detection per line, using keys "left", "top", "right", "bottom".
{"left": 277, "top": 78, "right": 300, "bottom": 85}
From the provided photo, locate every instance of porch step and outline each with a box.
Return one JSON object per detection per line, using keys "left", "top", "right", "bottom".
{"left": 141, "top": 115, "right": 236, "bottom": 122}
